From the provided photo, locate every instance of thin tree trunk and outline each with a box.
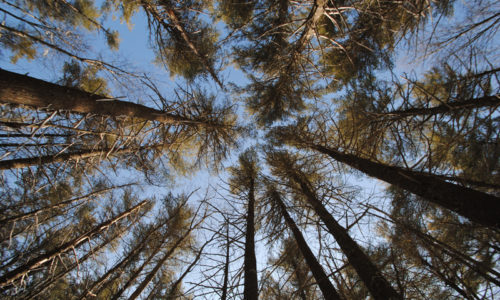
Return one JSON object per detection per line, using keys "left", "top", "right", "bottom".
{"left": 0, "top": 184, "right": 133, "bottom": 227}
{"left": 221, "top": 223, "right": 230, "bottom": 300}
{"left": 110, "top": 235, "right": 166, "bottom": 300}
{"left": 289, "top": 170, "right": 401, "bottom": 300}
{"left": 244, "top": 176, "right": 258, "bottom": 300}
{"left": 0, "top": 200, "right": 147, "bottom": 288}
{"left": 273, "top": 190, "right": 341, "bottom": 300}
{"left": 0, "top": 68, "right": 204, "bottom": 125}
{"left": 127, "top": 224, "right": 196, "bottom": 300}
{"left": 311, "top": 144, "right": 500, "bottom": 228}
{"left": 0, "top": 144, "right": 158, "bottom": 170}
{"left": 380, "top": 94, "right": 500, "bottom": 119}
{"left": 79, "top": 218, "right": 167, "bottom": 300}
{"left": 23, "top": 236, "right": 111, "bottom": 300}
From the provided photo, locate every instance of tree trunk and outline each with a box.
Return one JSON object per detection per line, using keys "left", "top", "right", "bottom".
{"left": 0, "top": 200, "right": 147, "bottom": 288}
{"left": 0, "top": 145, "right": 158, "bottom": 170}
{"left": 0, "top": 68, "right": 202, "bottom": 125}
{"left": 221, "top": 223, "right": 230, "bottom": 300}
{"left": 0, "top": 184, "right": 133, "bottom": 227}
{"left": 243, "top": 176, "right": 258, "bottom": 300}
{"left": 289, "top": 171, "right": 401, "bottom": 300}
{"left": 311, "top": 144, "right": 500, "bottom": 228}
{"left": 79, "top": 218, "right": 167, "bottom": 300}
{"left": 23, "top": 236, "right": 111, "bottom": 300}
{"left": 127, "top": 224, "right": 195, "bottom": 300}
{"left": 273, "top": 190, "right": 341, "bottom": 300}
{"left": 380, "top": 94, "right": 500, "bottom": 119}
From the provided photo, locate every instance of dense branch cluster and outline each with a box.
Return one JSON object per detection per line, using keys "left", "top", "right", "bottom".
{"left": 0, "top": 0, "right": 499, "bottom": 299}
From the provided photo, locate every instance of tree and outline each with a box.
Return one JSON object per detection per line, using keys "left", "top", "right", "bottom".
{"left": 228, "top": 149, "right": 260, "bottom": 300}
{"left": 270, "top": 124, "right": 500, "bottom": 228}
{"left": 265, "top": 185, "right": 341, "bottom": 300}
{"left": 267, "top": 151, "right": 401, "bottom": 300}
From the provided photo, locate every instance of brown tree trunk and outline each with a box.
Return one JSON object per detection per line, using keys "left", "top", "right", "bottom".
{"left": 273, "top": 190, "right": 341, "bottom": 300}
{"left": 289, "top": 170, "right": 401, "bottom": 300}
{"left": 312, "top": 144, "right": 500, "bottom": 228}
{"left": 0, "top": 68, "right": 202, "bottom": 124}
{"left": 0, "top": 144, "right": 158, "bottom": 170}
{"left": 244, "top": 177, "right": 258, "bottom": 300}
{"left": 381, "top": 94, "right": 500, "bottom": 119}
{"left": 0, "top": 200, "right": 147, "bottom": 288}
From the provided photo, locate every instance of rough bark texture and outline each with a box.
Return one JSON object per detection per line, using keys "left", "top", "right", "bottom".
{"left": 0, "top": 68, "right": 197, "bottom": 124}
{"left": 0, "top": 200, "right": 146, "bottom": 288}
{"left": 274, "top": 191, "right": 341, "bottom": 300}
{"left": 313, "top": 145, "right": 500, "bottom": 228}
{"left": 244, "top": 177, "right": 258, "bottom": 300}
{"left": 291, "top": 172, "right": 401, "bottom": 300}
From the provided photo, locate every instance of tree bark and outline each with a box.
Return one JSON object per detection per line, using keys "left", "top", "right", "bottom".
{"left": 273, "top": 190, "right": 341, "bottom": 300}
{"left": 380, "top": 94, "right": 500, "bottom": 119}
{"left": 0, "top": 200, "right": 147, "bottom": 288}
{"left": 244, "top": 176, "right": 258, "bottom": 300}
{"left": 288, "top": 169, "right": 401, "bottom": 300}
{"left": 0, "top": 68, "right": 203, "bottom": 124}
{"left": 0, "top": 144, "right": 158, "bottom": 170}
{"left": 311, "top": 144, "right": 500, "bottom": 228}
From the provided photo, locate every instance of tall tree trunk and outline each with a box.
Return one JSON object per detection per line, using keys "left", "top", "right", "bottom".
{"left": 79, "top": 218, "right": 168, "bottom": 300}
{"left": 379, "top": 94, "right": 500, "bottom": 119}
{"left": 127, "top": 224, "right": 196, "bottom": 300}
{"left": 310, "top": 144, "right": 500, "bottom": 228}
{"left": 0, "top": 200, "right": 147, "bottom": 288}
{"left": 0, "top": 68, "right": 204, "bottom": 125}
{"left": 288, "top": 170, "right": 401, "bottom": 300}
{"left": 221, "top": 223, "right": 230, "bottom": 300}
{"left": 0, "top": 144, "right": 158, "bottom": 170}
{"left": 0, "top": 184, "right": 133, "bottom": 227}
{"left": 273, "top": 190, "right": 341, "bottom": 300}
{"left": 23, "top": 236, "right": 111, "bottom": 300}
{"left": 244, "top": 176, "right": 258, "bottom": 300}
{"left": 110, "top": 235, "right": 166, "bottom": 300}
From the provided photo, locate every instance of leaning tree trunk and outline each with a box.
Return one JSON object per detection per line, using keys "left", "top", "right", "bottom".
{"left": 273, "top": 190, "right": 341, "bottom": 300}
{"left": 379, "top": 94, "right": 500, "bottom": 119}
{"left": 79, "top": 218, "right": 168, "bottom": 300}
{"left": 243, "top": 176, "right": 258, "bottom": 300}
{"left": 0, "top": 68, "right": 203, "bottom": 125}
{"left": 310, "top": 144, "right": 500, "bottom": 228}
{"left": 0, "top": 144, "right": 160, "bottom": 170}
{"left": 127, "top": 223, "right": 196, "bottom": 300}
{"left": 0, "top": 184, "right": 132, "bottom": 227}
{"left": 23, "top": 235, "right": 112, "bottom": 300}
{"left": 0, "top": 200, "right": 147, "bottom": 288}
{"left": 290, "top": 171, "right": 401, "bottom": 300}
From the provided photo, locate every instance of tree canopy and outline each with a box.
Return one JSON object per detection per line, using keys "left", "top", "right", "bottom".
{"left": 1, "top": 0, "right": 499, "bottom": 298}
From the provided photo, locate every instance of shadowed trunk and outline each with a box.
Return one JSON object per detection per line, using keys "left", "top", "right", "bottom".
{"left": 273, "top": 190, "right": 341, "bottom": 300}
{"left": 244, "top": 176, "right": 258, "bottom": 300}
{"left": 0, "top": 68, "right": 205, "bottom": 124}
{"left": 289, "top": 170, "right": 401, "bottom": 300}
{"left": 311, "top": 144, "right": 500, "bottom": 228}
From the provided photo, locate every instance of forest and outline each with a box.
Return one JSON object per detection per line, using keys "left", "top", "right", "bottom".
{"left": 0, "top": 0, "right": 499, "bottom": 299}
